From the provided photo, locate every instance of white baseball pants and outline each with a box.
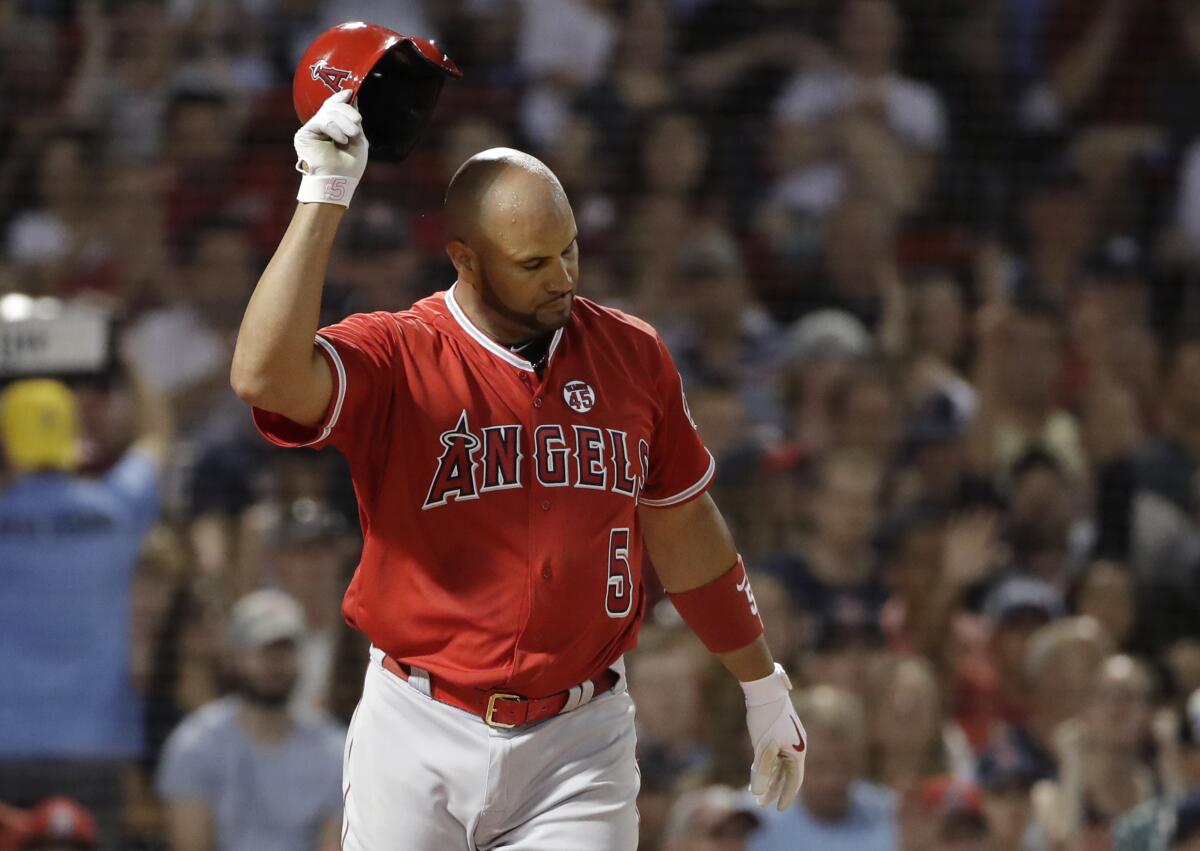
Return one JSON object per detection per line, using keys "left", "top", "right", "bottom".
{"left": 340, "top": 648, "right": 640, "bottom": 850}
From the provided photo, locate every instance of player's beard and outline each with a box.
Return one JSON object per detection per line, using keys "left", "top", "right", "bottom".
{"left": 477, "top": 263, "right": 572, "bottom": 338}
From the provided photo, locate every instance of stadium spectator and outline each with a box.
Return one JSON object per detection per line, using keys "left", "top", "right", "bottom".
{"left": 1170, "top": 793, "right": 1200, "bottom": 851}
{"left": 1030, "top": 654, "right": 1157, "bottom": 846}
{"left": 779, "top": 308, "right": 873, "bottom": 456}
{"left": 759, "top": 449, "right": 887, "bottom": 653}
{"left": 663, "top": 231, "right": 782, "bottom": 431}
{"left": 3, "top": 130, "right": 109, "bottom": 297}
{"left": 978, "top": 616, "right": 1112, "bottom": 793}
{"left": 977, "top": 746, "right": 1041, "bottom": 851}
{"left": 0, "top": 369, "right": 168, "bottom": 848}
{"left": 265, "top": 500, "right": 355, "bottom": 715}
{"left": 661, "top": 784, "right": 760, "bottom": 851}
{"left": 768, "top": 0, "right": 947, "bottom": 218}
{"left": 1002, "top": 449, "right": 1083, "bottom": 586}
{"left": 62, "top": 0, "right": 178, "bottom": 162}
{"left": 893, "top": 393, "right": 996, "bottom": 514}
{"left": 1131, "top": 336, "right": 1200, "bottom": 631}
{"left": 955, "top": 576, "right": 1065, "bottom": 751}
{"left": 156, "top": 589, "right": 344, "bottom": 851}
{"left": 900, "top": 273, "right": 973, "bottom": 409}
{"left": 969, "top": 299, "right": 1087, "bottom": 488}
{"left": 901, "top": 774, "right": 989, "bottom": 851}
{"left": 516, "top": 0, "right": 618, "bottom": 147}
{"left": 749, "top": 685, "right": 897, "bottom": 851}
{"left": 123, "top": 216, "right": 255, "bottom": 434}
{"left": 865, "top": 656, "right": 972, "bottom": 796}
{"left": 877, "top": 509, "right": 1002, "bottom": 664}
{"left": 1114, "top": 688, "right": 1200, "bottom": 850}
{"left": 1069, "top": 559, "right": 1141, "bottom": 652}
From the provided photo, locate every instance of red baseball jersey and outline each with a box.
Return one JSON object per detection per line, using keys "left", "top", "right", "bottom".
{"left": 253, "top": 285, "right": 715, "bottom": 696}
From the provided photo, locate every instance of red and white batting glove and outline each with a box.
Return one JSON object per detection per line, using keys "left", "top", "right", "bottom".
{"left": 742, "top": 664, "right": 807, "bottom": 811}
{"left": 295, "top": 89, "right": 368, "bottom": 207}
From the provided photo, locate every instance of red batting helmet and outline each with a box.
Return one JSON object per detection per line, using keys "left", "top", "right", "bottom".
{"left": 294, "top": 22, "right": 461, "bottom": 162}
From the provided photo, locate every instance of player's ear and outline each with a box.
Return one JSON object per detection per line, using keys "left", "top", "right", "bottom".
{"left": 446, "top": 240, "right": 476, "bottom": 283}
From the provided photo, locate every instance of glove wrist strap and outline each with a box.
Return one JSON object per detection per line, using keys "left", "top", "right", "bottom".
{"left": 297, "top": 174, "right": 358, "bottom": 207}
{"left": 740, "top": 663, "right": 792, "bottom": 707}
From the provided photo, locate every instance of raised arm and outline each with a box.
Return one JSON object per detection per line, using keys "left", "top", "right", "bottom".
{"left": 230, "top": 90, "right": 367, "bottom": 426}
{"left": 229, "top": 204, "right": 342, "bottom": 425}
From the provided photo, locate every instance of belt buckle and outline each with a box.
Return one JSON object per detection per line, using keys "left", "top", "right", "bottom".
{"left": 484, "top": 692, "right": 522, "bottom": 729}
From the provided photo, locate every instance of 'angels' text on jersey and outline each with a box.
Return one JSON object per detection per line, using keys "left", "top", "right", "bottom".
{"left": 423, "top": 411, "right": 648, "bottom": 509}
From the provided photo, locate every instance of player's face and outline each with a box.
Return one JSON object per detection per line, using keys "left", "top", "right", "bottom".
{"left": 473, "top": 185, "right": 580, "bottom": 339}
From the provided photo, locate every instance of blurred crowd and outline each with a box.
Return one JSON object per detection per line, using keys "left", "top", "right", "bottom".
{"left": 2, "top": 0, "right": 1200, "bottom": 849}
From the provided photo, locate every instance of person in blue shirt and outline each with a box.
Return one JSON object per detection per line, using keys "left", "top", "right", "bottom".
{"left": 750, "top": 685, "right": 897, "bottom": 851}
{"left": 0, "top": 370, "right": 170, "bottom": 848}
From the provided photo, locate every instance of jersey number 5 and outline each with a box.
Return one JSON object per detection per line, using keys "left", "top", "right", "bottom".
{"left": 606, "top": 528, "right": 634, "bottom": 618}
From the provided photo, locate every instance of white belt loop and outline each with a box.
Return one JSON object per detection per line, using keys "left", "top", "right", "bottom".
{"left": 407, "top": 665, "right": 432, "bottom": 697}
{"left": 561, "top": 683, "right": 586, "bottom": 714}
{"left": 561, "top": 679, "right": 596, "bottom": 715}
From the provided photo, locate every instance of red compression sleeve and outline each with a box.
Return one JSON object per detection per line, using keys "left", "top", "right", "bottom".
{"left": 666, "top": 556, "right": 764, "bottom": 654}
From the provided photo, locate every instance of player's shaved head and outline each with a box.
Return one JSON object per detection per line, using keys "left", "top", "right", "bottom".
{"left": 445, "top": 147, "right": 568, "bottom": 247}
{"left": 443, "top": 148, "right": 580, "bottom": 342}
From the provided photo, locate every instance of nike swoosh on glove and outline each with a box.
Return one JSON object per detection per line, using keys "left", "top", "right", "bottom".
{"left": 741, "top": 663, "right": 807, "bottom": 811}
{"left": 294, "top": 88, "right": 368, "bottom": 207}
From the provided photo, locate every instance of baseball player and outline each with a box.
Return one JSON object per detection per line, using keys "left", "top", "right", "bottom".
{"left": 231, "top": 68, "right": 808, "bottom": 851}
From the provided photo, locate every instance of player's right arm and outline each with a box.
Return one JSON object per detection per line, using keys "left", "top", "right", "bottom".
{"left": 230, "top": 89, "right": 367, "bottom": 426}
{"left": 230, "top": 203, "right": 342, "bottom": 425}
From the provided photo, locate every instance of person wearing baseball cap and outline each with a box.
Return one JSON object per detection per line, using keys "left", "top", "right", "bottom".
{"left": 0, "top": 379, "right": 80, "bottom": 474}
{"left": 156, "top": 589, "right": 345, "bottom": 851}
{"left": 0, "top": 366, "right": 170, "bottom": 849}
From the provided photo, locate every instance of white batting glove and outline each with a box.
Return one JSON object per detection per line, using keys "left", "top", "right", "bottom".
{"left": 741, "top": 664, "right": 807, "bottom": 811}
{"left": 294, "top": 89, "right": 368, "bottom": 207}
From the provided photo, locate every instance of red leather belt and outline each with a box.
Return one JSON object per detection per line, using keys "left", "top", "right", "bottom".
{"left": 381, "top": 654, "right": 620, "bottom": 729}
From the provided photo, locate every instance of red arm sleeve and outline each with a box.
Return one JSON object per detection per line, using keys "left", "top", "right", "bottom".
{"left": 252, "top": 312, "right": 398, "bottom": 454}
{"left": 639, "top": 335, "right": 716, "bottom": 508}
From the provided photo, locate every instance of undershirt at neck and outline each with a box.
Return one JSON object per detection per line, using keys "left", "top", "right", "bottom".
{"left": 509, "top": 333, "right": 553, "bottom": 378}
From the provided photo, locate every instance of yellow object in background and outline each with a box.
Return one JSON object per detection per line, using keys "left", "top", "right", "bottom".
{"left": 0, "top": 378, "right": 80, "bottom": 473}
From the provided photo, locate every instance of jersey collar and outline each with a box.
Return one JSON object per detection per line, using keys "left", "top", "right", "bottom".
{"left": 444, "top": 283, "right": 564, "bottom": 373}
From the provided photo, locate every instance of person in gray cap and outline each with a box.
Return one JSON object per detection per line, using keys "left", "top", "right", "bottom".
{"left": 156, "top": 589, "right": 345, "bottom": 851}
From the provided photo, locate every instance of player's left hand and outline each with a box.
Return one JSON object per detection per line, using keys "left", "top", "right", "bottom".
{"left": 741, "top": 664, "right": 806, "bottom": 811}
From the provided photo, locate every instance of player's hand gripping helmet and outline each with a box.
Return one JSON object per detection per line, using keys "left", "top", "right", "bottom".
{"left": 294, "top": 22, "right": 461, "bottom": 161}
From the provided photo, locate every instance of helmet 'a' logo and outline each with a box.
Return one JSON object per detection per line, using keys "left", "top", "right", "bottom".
{"left": 563, "top": 380, "right": 596, "bottom": 414}
{"left": 309, "top": 59, "right": 352, "bottom": 94}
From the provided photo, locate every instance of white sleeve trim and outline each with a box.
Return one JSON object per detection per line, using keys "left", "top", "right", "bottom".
{"left": 638, "top": 451, "right": 716, "bottom": 507}
{"left": 299, "top": 334, "right": 347, "bottom": 446}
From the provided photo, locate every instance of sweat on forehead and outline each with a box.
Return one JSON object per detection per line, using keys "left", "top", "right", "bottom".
{"left": 444, "top": 147, "right": 568, "bottom": 242}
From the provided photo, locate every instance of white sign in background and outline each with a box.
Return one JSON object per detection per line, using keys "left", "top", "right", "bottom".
{"left": 0, "top": 313, "right": 109, "bottom": 377}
